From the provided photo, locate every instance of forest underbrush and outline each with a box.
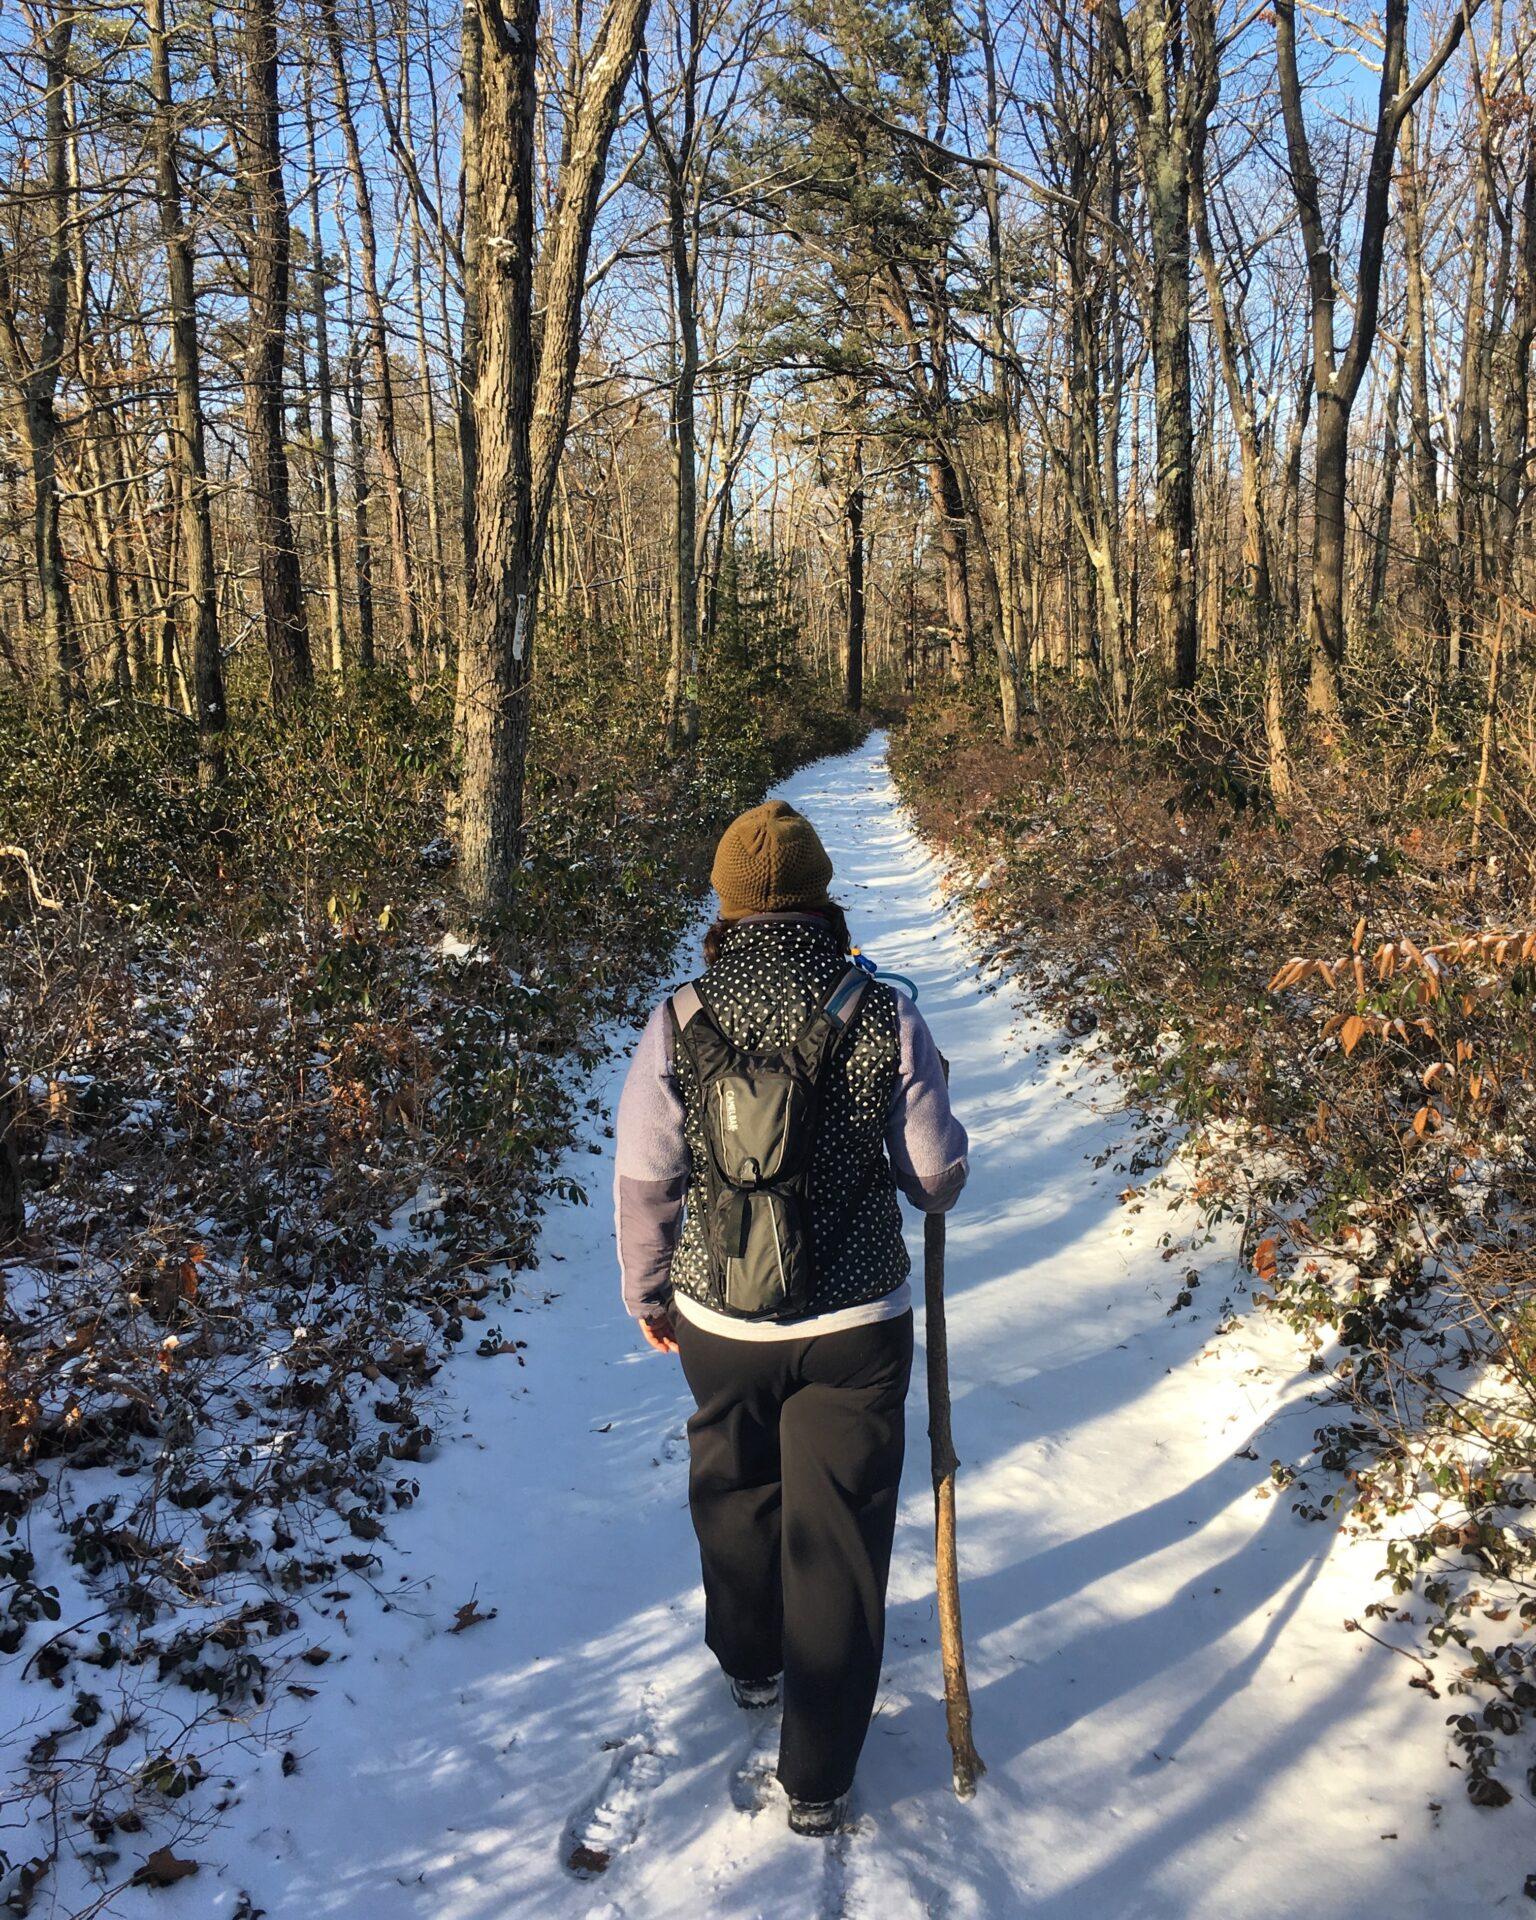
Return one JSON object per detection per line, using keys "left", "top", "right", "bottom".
{"left": 891, "top": 676, "right": 1536, "bottom": 1813}
{"left": 0, "top": 668, "right": 863, "bottom": 1911}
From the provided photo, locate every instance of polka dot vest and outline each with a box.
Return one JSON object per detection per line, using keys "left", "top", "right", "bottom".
{"left": 669, "top": 919, "right": 910, "bottom": 1316}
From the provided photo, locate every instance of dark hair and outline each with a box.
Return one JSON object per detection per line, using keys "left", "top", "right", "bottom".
{"left": 703, "top": 900, "right": 851, "bottom": 966}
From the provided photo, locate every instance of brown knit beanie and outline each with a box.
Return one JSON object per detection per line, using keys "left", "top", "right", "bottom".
{"left": 711, "top": 800, "right": 834, "bottom": 919}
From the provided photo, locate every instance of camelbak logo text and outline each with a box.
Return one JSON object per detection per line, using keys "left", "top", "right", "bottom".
{"left": 722, "top": 1087, "right": 739, "bottom": 1132}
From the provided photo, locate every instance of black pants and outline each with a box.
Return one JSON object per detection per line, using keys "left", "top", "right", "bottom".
{"left": 675, "top": 1308, "right": 914, "bottom": 1803}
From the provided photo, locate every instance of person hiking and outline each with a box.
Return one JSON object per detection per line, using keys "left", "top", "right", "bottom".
{"left": 613, "top": 799, "right": 968, "bottom": 1837}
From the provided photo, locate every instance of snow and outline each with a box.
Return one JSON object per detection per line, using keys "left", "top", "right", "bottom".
{"left": 24, "top": 732, "right": 1529, "bottom": 1917}
{"left": 438, "top": 931, "right": 489, "bottom": 967}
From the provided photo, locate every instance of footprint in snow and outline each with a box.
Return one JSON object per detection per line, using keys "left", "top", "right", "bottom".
{"left": 730, "top": 1714, "right": 782, "bottom": 1814}
{"left": 821, "top": 1811, "right": 939, "bottom": 1920}
{"left": 654, "top": 1426, "right": 688, "bottom": 1465}
{"left": 818, "top": 1821, "right": 857, "bottom": 1918}
{"left": 561, "top": 1685, "right": 672, "bottom": 1881}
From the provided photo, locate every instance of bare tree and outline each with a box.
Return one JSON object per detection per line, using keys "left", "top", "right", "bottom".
{"left": 240, "top": 0, "right": 315, "bottom": 701}
{"left": 149, "top": 0, "right": 227, "bottom": 779}
{"left": 639, "top": 1, "right": 704, "bottom": 753}
{"left": 1188, "top": 0, "right": 1289, "bottom": 795}
{"left": 1102, "top": 0, "right": 1210, "bottom": 694}
{"left": 456, "top": 0, "right": 651, "bottom": 912}
{"left": 302, "top": 69, "right": 350, "bottom": 678}
{"left": 0, "top": 3, "right": 81, "bottom": 711}
{"left": 319, "top": 0, "right": 425, "bottom": 672}
{"left": 1273, "top": 0, "right": 1475, "bottom": 721}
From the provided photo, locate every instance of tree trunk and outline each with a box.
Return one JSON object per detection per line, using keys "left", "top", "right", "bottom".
{"left": 0, "top": 1030, "right": 21, "bottom": 1250}
{"left": 1274, "top": 0, "right": 1476, "bottom": 723}
{"left": 1108, "top": 0, "right": 1200, "bottom": 691}
{"left": 1187, "top": 18, "right": 1290, "bottom": 800}
{"left": 398, "top": 0, "right": 450, "bottom": 675}
{"left": 242, "top": 0, "right": 313, "bottom": 702}
{"left": 979, "top": 0, "right": 1021, "bottom": 740}
{"left": 929, "top": 450, "right": 975, "bottom": 680}
{"left": 1400, "top": 116, "right": 1448, "bottom": 651}
{"left": 150, "top": 0, "right": 226, "bottom": 780}
{"left": 458, "top": 0, "right": 483, "bottom": 612}
{"left": 412, "top": 227, "right": 450, "bottom": 676}
{"left": 320, "top": 0, "right": 423, "bottom": 674}
{"left": 845, "top": 431, "right": 865, "bottom": 714}
{"left": 879, "top": 265, "right": 984, "bottom": 682}
{"left": 1451, "top": 134, "right": 1492, "bottom": 675}
{"left": 455, "top": 0, "right": 649, "bottom": 891}
{"left": 0, "top": 8, "right": 82, "bottom": 711}
{"left": 1307, "top": 389, "right": 1349, "bottom": 720}
{"left": 1367, "top": 341, "right": 1403, "bottom": 625}
{"left": 341, "top": 228, "right": 378, "bottom": 672}
{"left": 456, "top": 0, "right": 539, "bottom": 913}
{"left": 1148, "top": 214, "right": 1198, "bottom": 692}
{"left": 78, "top": 420, "right": 133, "bottom": 696}
{"left": 655, "top": 34, "right": 700, "bottom": 756}
{"left": 304, "top": 73, "right": 348, "bottom": 678}
{"left": 1280, "top": 374, "right": 1311, "bottom": 636}
{"left": 526, "top": 0, "right": 652, "bottom": 576}
{"left": 664, "top": 142, "right": 702, "bottom": 748}
{"left": 1492, "top": 115, "right": 1536, "bottom": 583}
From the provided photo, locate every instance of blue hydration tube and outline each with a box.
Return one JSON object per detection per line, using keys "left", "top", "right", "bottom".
{"left": 850, "top": 946, "right": 919, "bottom": 1001}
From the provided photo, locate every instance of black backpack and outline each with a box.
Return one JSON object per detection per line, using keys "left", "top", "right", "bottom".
{"left": 669, "top": 965, "right": 869, "bottom": 1320}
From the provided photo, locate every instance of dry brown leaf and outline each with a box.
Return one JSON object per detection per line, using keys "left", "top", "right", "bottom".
{"left": 131, "top": 1849, "right": 199, "bottom": 1889}
{"left": 450, "top": 1598, "right": 498, "bottom": 1634}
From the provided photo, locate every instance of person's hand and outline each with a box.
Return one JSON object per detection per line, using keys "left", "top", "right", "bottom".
{"left": 639, "top": 1310, "right": 680, "bottom": 1354}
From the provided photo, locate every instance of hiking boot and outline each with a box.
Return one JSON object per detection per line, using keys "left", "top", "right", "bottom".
{"left": 787, "top": 1794, "right": 846, "bottom": 1837}
{"left": 729, "top": 1674, "right": 780, "bottom": 1711}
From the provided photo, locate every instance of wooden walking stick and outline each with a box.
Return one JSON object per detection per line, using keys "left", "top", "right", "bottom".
{"left": 925, "top": 1056, "right": 984, "bottom": 1797}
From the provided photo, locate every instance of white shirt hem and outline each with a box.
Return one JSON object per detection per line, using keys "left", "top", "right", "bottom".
{"left": 672, "top": 1282, "right": 913, "bottom": 1342}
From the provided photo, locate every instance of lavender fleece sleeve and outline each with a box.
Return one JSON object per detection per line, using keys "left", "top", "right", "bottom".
{"left": 886, "top": 996, "right": 969, "bottom": 1212}
{"left": 613, "top": 1001, "right": 690, "bottom": 1319}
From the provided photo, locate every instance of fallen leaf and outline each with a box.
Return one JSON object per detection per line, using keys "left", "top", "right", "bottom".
{"left": 131, "top": 1849, "right": 199, "bottom": 1889}
{"left": 450, "top": 1598, "right": 498, "bottom": 1634}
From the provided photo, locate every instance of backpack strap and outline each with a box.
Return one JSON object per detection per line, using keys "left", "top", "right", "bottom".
{"left": 823, "top": 966, "right": 869, "bottom": 1030}
{"left": 795, "top": 965, "right": 879, "bottom": 1260}
{"left": 668, "top": 978, "right": 737, "bottom": 1079}
{"left": 792, "top": 964, "right": 870, "bottom": 1077}
{"left": 670, "top": 966, "right": 868, "bottom": 1079}
{"left": 671, "top": 980, "right": 705, "bottom": 1032}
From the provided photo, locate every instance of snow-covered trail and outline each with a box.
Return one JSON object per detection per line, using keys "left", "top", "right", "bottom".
{"left": 207, "top": 732, "right": 1521, "bottom": 1919}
